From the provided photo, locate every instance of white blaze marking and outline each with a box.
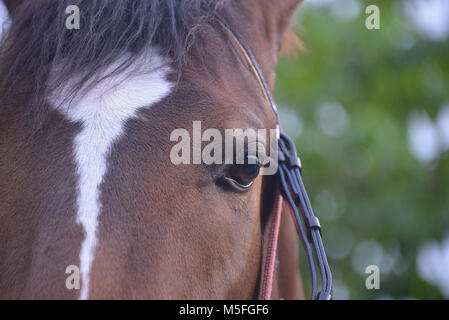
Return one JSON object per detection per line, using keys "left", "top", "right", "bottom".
{"left": 50, "top": 50, "right": 173, "bottom": 300}
{"left": 0, "top": 0, "right": 11, "bottom": 39}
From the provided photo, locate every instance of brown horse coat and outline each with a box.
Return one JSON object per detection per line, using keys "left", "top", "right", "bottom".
{"left": 0, "top": 0, "right": 304, "bottom": 299}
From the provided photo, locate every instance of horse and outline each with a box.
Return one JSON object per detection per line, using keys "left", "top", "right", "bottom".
{"left": 0, "top": 0, "right": 309, "bottom": 299}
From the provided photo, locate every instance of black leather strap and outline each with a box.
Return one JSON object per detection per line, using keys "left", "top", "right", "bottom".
{"left": 278, "top": 133, "right": 332, "bottom": 300}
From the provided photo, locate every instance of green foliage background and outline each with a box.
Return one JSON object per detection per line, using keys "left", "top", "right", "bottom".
{"left": 275, "top": 0, "right": 449, "bottom": 299}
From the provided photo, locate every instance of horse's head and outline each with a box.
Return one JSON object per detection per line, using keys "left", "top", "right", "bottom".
{"left": 0, "top": 0, "right": 303, "bottom": 299}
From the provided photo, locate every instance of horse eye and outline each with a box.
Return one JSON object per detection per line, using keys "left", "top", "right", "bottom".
{"left": 221, "top": 157, "right": 261, "bottom": 192}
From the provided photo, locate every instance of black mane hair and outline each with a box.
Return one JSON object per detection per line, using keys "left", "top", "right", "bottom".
{"left": 0, "top": 0, "right": 226, "bottom": 105}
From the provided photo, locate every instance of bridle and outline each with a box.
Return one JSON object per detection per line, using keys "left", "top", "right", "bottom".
{"left": 210, "top": 12, "right": 333, "bottom": 300}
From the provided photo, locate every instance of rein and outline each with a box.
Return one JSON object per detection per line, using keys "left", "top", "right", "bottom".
{"left": 210, "top": 12, "right": 333, "bottom": 300}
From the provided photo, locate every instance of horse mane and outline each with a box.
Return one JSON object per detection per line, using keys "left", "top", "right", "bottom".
{"left": 0, "top": 0, "right": 226, "bottom": 106}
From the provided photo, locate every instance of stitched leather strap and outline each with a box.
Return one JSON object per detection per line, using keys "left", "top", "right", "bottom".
{"left": 258, "top": 189, "right": 283, "bottom": 300}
